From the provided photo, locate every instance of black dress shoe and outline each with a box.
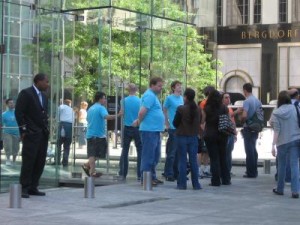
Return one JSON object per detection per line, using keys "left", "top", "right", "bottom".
{"left": 28, "top": 189, "right": 46, "bottom": 196}
{"left": 243, "top": 174, "right": 257, "bottom": 178}
{"left": 292, "top": 193, "right": 299, "bottom": 199}
{"left": 273, "top": 188, "right": 283, "bottom": 196}
{"left": 209, "top": 183, "right": 220, "bottom": 186}
{"left": 22, "top": 190, "right": 30, "bottom": 198}
{"left": 165, "top": 177, "right": 175, "bottom": 182}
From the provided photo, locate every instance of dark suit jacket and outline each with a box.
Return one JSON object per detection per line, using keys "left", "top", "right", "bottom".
{"left": 15, "top": 86, "right": 49, "bottom": 135}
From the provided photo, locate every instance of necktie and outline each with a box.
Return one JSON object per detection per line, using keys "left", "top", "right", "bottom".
{"left": 38, "top": 92, "right": 43, "bottom": 107}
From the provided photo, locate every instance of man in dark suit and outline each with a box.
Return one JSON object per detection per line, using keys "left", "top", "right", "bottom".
{"left": 15, "top": 73, "right": 49, "bottom": 198}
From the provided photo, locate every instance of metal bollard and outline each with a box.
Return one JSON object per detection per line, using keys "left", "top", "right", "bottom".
{"left": 143, "top": 171, "right": 152, "bottom": 191}
{"left": 84, "top": 177, "right": 95, "bottom": 198}
{"left": 9, "top": 184, "right": 21, "bottom": 208}
{"left": 264, "top": 159, "right": 271, "bottom": 174}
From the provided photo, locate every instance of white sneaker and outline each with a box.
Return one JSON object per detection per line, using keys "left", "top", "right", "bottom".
{"left": 6, "top": 160, "right": 11, "bottom": 166}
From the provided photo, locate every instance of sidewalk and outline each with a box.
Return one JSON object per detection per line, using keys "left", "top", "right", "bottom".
{"left": 1, "top": 166, "right": 298, "bottom": 225}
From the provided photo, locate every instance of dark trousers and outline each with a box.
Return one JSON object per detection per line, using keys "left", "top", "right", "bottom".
{"left": 242, "top": 128, "right": 258, "bottom": 177}
{"left": 164, "top": 129, "right": 178, "bottom": 178}
{"left": 205, "top": 135, "right": 230, "bottom": 185}
{"left": 20, "top": 132, "right": 48, "bottom": 191}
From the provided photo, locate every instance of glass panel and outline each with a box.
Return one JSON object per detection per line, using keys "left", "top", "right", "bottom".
{"left": 279, "top": 0, "right": 288, "bottom": 23}
{"left": 1, "top": 0, "right": 217, "bottom": 191}
{"left": 254, "top": 0, "right": 261, "bottom": 24}
{"left": 292, "top": 0, "right": 300, "bottom": 22}
{"left": 3, "top": 55, "right": 19, "bottom": 74}
{"left": 21, "top": 56, "right": 32, "bottom": 75}
{"left": 21, "top": 20, "right": 32, "bottom": 38}
{"left": 227, "top": 0, "right": 249, "bottom": 25}
{"left": 5, "top": 18, "right": 20, "bottom": 36}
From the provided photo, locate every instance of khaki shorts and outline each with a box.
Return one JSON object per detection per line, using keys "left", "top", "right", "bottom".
{"left": 3, "top": 133, "right": 20, "bottom": 156}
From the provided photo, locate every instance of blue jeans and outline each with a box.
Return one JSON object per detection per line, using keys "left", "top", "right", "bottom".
{"left": 275, "top": 153, "right": 291, "bottom": 182}
{"left": 78, "top": 122, "right": 87, "bottom": 146}
{"left": 57, "top": 122, "right": 72, "bottom": 166}
{"left": 226, "top": 135, "right": 235, "bottom": 172}
{"left": 140, "top": 131, "right": 161, "bottom": 180}
{"left": 164, "top": 129, "right": 178, "bottom": 178}
{"left": 276, "top": 140, "right": 300, "bottom": 194}
{"left": 119, "top": 126, "right": 142, "bottom": 179}
{"left": 177, "top": 135, "right": 201, "bottom": 189}
{"left": 241, "top": 128, "right": 258, "bottom": 177}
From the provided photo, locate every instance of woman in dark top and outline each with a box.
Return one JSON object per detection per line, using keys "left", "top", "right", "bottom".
{"left": 201, "top": 90, "right": 231, "bottom": 186}
{"left": 173, "top": 88, "right": 201, "bottom": 190}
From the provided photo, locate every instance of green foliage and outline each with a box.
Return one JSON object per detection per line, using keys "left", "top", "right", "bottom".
{"left": 30, "top": 0, "right": 219, "bottom": 101}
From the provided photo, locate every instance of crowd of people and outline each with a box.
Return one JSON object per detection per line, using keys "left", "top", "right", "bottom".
{"left": 2, "top": 73, "right": 300, "bottom": 199}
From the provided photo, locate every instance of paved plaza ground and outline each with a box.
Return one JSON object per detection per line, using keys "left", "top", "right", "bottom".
{"left": 0, "top": 165, "right": 299, "bottom": 225}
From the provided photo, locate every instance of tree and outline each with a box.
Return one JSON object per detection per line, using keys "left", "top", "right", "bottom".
{"left": 31, "top": 0, "right": 221, "bottom": 101}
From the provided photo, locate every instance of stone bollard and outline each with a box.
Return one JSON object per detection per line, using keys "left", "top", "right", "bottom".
{"left": 264, "top": 159, "right": 271, "bottom": 174}
{"left": 84, "top": 177, "right": 95, "bottom": 198}
{"left": 143, "top": 171, "right": 152, "bottom": 191}
{"left": 9, "top": 183, "right": 21, "bottom": 208}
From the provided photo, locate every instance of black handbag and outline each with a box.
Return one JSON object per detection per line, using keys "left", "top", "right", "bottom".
{"left": 218, "top": 114, "right": 235, "bottom": 135}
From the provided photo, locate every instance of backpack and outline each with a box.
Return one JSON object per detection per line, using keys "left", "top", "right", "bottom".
{"left": 294, "top": 101, "right": 300, "bottom": 128}
{"left": 246, "top": 106, "right": 264, "bottom": 132}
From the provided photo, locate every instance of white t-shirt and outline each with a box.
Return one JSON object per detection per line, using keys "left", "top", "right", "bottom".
{"left": 59, "top": 104, "right": 74, "bottom": 123}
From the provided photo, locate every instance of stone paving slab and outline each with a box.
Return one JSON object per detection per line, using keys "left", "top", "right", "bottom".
{"left": 0, "top": 166, "right": 299, "bottom": 225}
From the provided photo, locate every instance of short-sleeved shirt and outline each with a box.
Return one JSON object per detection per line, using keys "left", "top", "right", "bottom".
{"left": 86, "top": 103, "right": 108, "bottom": 138}
{"left": 199, "top": 99, "right": 207, "bottom": 109}
{"left": 58, "top": 104, "right": 74, "bottom": 123}
{"left": 139, "top": 89, "right": 164, "bottom": 132}
{"left": 2, "top": 110, "right": 19, "bottom": 136}
{"left": 122, "top": 95, "right": 141, "bottom": 126}
{"left": 163, "top": 94, "right": 183, "bottom": 129}
{"left": 243, "top": 95, "right": 262, "bottom": 120}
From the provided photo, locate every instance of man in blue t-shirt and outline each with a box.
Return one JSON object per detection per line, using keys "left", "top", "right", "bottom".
{"left": 163, "top": 80, "right": 183, "bottom": 181}
{"left": 236, "top": 83, "right": 262, "bottom": 178}
{"left": 133, "top": 77, "right": 165, "bottom": 186}
{"left": 118, "top": 83, "right": 142, "bottom": 180}
{"left": 82, "top": 92, "right": 121, "bottom": 178}
{"left": 2, "top": 99, "right": 20, "bottom": 166}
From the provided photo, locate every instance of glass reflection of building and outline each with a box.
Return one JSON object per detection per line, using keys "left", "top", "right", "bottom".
{"left": 0, "top": 0, "right": 217, "bottom": 192}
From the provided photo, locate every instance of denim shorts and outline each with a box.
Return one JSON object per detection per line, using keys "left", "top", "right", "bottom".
{"left": 87, "top": 137, "right": 107, "bottom": 159}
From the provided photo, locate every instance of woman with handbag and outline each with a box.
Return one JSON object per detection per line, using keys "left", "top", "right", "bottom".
{"left": 201, "top": 90, "right": 231, "bottom": 186}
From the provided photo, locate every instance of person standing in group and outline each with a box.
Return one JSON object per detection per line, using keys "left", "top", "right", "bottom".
{"left": 15, "top": 73, "right": 49, "bottom": 198}
{"left": 78, "top": 101, "right": 88, "bottom": 148}
{"left": 274, "top": 88, "right": 299, "bottom": 182}
{"left": 270, "top": 91, "right": 300, "bottom": 198}
{"left": 2, "top": 99, "right": 20, "bottom": 166}
{"left": 82, "top": 92, "right": 121, "bottom": 177}
{"left": 236, "top": 83, "right": 262, "bottom": 178}
{"left": 133, "top": 77, "right": 165, "bottom": 186}
{"left": 198, "top": 86, "right": 215, "bottom": 178}
{"left": 173, "top": 88, "right": 201, "bottom": 190}
{"left": 222, "top": 92, "right": 237, "bottom": 174}
{"left": 202, "top": 90, "right": 231, "bottom": 186}
{"left": 57, "top": 99, "right": 75, "bottom": 167}
{"left": 163, "top": 80, "right": 183, "bottom": 181}
{"left": 118, "top": 83, "right": 142, "bottom": 181}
